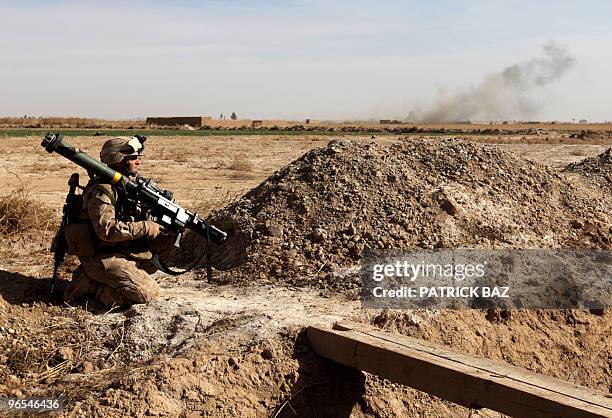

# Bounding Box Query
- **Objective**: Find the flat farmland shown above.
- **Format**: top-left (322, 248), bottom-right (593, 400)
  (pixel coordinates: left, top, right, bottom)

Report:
top-left (1, 133), bottom-right (609, 209)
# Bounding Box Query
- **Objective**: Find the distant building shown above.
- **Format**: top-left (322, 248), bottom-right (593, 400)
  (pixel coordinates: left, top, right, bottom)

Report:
top-left (579, 119), bottom-right (588, 123)
top-left (146, 116), bottom-right (213, 128)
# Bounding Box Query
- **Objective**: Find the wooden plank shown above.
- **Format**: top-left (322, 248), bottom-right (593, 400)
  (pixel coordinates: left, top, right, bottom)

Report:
top-left (307, 321), bottom-right (612, 418)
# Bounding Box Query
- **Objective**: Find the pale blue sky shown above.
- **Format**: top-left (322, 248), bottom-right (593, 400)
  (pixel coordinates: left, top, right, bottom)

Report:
top-left (1, 1), bottom-right (611, 121)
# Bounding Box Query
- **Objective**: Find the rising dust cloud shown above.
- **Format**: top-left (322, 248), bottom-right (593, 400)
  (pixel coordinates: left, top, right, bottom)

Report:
top-left (408, 42), bottom-right (575, 123)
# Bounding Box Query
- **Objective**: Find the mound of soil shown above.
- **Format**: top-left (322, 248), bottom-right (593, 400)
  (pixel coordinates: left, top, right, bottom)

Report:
top-left (210, 139), bottom-right (612, 288)
top-left (564, 148), bottom-right (612, 187)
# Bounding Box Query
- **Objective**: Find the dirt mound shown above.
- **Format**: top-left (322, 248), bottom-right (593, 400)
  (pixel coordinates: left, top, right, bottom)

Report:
top-left (567, 129), bottom-right (609, 140)
top-left (209, 139), bottom-right (612, 288)
top-left (564, 148), bottom-right (612, 187)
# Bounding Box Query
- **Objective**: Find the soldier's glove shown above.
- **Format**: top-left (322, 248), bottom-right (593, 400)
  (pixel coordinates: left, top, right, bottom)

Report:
top-left (143, 220), bottom-right (162, 239)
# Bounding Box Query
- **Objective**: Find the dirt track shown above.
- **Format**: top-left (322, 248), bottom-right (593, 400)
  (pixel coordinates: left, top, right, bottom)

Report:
top-left (0, 133), bottom-right (611, 417)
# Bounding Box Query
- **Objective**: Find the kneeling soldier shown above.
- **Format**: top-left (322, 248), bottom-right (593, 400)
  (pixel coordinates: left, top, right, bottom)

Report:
top-left (64, 137), bottom-right (173, 306)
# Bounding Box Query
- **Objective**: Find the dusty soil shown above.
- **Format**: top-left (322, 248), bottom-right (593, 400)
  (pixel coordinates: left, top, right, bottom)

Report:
top-left (0, 133), bottom-right (611, 417)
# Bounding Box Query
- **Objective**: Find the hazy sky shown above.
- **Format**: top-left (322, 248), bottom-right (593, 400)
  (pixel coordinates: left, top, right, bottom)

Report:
top-left (1, 0), bottom-right (611, 121)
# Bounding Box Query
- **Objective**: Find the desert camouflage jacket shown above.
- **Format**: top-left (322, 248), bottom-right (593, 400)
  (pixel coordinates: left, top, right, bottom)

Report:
top-left (80, 181), bottom-right (155, 255)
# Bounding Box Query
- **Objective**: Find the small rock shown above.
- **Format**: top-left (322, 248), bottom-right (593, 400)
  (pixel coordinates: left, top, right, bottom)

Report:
top-left (312, 228), bottom-right (327, 242)
top-left (198, 381), bottom-right (219, 397)
top-left (265, 225), bottom-right (284, 237)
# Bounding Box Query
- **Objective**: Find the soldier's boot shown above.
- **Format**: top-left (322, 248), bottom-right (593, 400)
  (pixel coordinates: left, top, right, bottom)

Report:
top-left (96, 285), bottom-right (129, 307)
top-left (95, 282), bottom-right (160, 307)
top-left (64, 266), bottom-right (99, 303)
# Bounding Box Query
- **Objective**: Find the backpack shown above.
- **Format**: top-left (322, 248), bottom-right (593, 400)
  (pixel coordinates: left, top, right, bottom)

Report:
top-left (63, 176), bottom-right (122, 257)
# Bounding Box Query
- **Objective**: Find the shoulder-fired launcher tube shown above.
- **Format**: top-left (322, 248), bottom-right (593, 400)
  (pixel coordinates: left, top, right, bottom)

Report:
top-left (42, 133), bottom-right (159, 198)
top-left (42, 133), bottom-right (126, 186)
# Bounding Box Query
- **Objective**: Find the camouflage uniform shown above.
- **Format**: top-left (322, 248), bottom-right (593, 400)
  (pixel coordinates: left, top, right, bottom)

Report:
top-left (64, 137), bottom-right (172, 306)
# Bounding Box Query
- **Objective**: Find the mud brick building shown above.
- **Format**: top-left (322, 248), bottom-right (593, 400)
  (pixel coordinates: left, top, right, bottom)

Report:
top-left (146, 116), bottom-right (213, 128)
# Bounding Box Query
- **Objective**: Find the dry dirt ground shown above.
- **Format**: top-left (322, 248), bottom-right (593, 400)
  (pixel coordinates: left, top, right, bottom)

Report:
top-left (0, 132), bottom-right (611, 417)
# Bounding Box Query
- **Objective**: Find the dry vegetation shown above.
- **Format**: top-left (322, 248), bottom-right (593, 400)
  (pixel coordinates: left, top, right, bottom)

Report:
top-left (0, 183), bottom-right (56, 258)
top-left (186, 189), bottom-right (241, 218)
top-left (227, 154), bottom-right (253, 172)
top-left (0, 117), bottom-right (144, 129)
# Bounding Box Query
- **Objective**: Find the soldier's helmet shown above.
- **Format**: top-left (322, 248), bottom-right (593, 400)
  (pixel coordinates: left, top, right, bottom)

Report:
top-left (100, 136), bottom-right (145, 165)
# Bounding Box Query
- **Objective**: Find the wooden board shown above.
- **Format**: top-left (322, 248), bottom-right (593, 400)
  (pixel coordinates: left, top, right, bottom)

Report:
top-left (307, 321), bottom-right (612, 418)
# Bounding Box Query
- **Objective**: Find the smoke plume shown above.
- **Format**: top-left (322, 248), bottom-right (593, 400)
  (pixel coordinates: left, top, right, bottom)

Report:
top-left (409, 42), bottom-right (575, 123)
